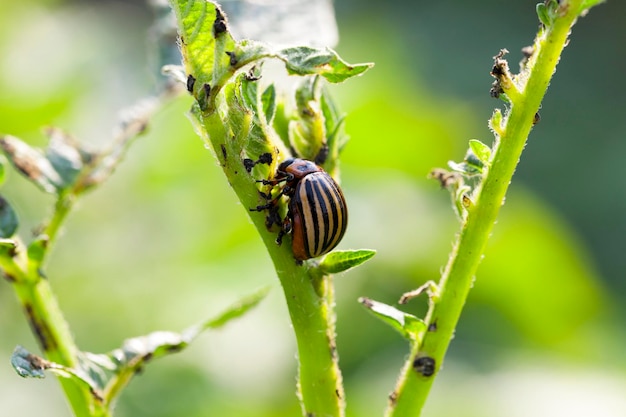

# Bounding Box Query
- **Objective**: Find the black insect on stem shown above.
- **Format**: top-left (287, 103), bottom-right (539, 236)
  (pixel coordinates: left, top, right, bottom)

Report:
top-left (533, 112), bottom-right (541, 125)
top-left (186, 74), bottom-right (196, 93)
top-left (243, 159), bottom-right (255, 173)
top-left (264, 203), bottom-right (284, 232)
top-left (313, 143), bottom-right (329, 166)
top-left (242, 152), bottom-right (273, 173)
top-left (225, 51), bottom-right (238, 66)
top-left (413, 356), bottom-right (436, 377)
top-left (213, 7), bottom-right (228, 36)
top-left (198, 83), bottom-right (212, 111)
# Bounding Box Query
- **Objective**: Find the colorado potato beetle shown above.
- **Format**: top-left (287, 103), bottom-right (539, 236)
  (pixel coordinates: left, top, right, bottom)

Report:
top-left (253, 158), bottom-right (348, 261)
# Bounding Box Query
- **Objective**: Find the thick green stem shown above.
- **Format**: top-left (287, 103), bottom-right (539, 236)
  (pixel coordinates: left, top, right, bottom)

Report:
top-left (387, 2), bottom-right (584, 415)
top-left (273, 252), bottom-right (343, 416)
top-left (201, 109), bottom-right (344, 416)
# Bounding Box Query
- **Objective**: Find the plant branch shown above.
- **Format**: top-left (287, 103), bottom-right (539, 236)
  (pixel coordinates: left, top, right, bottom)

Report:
top-left (386, 0), bottom-right (594, 415)
top-left (200, 107), bottom-right (345, 417)
top-left (12, 275), bottom-right (106, 416)
top-left (2, 87), bottom-right (181, 416)
top-left (165, 1), bottom-right (376, 414)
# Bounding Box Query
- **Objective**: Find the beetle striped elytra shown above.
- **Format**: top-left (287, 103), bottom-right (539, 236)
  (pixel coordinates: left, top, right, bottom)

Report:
top-left (252, 158), bottom-right (348, 261)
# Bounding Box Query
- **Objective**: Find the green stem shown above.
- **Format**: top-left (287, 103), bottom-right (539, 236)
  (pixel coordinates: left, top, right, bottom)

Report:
top-left (7, 194), bottom-right (107, 416)
top-left (272, 250), bottom-right (343, 416)
top-left (201, 109), bottom-right (344, 416)
top-left (387, 2), bottom-right (584, 415)
top-left (38, 192), bottom-right (75, 264)
top-left (3, 191), bottom-right (103, 416)
top-left (5, 119), bottom-right (146, 417)
top-left (13, 275), bottom-right (106, 416)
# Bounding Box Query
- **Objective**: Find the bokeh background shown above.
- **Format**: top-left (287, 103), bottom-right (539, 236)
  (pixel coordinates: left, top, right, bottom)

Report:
top-left (1, 1), bottom-right (625, 416)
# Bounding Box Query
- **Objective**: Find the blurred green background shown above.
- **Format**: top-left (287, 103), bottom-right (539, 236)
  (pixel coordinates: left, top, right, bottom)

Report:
top-left (1, 1), bottom-right (625, 416)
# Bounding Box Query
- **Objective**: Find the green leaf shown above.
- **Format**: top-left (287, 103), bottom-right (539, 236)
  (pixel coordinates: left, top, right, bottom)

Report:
top-left (169, 0), bottom-right (235, 94)
top-left (13, 288), bottom-right (268, 404)
top-left (317, 249), bottom-right (376, 275)
top-left (0, 135), bottom-right (62, 194)
top-left (0, 238), bottom-right (17, 258)
top-left (237, 69), bottom-right (276, 148)
top-left (289, 77), bottom-right (326, 161)
top-left (44, 127), bottom-right (86, 188)
top-left (234, 40), bottom-right (373, 84)
top-left (233, 39), bottom-right (271, 66)
top-left (239, 72), bottom-right (259, 113)
top-left (107, 331), bottom-right (192, 370)
top-left (358, 298), bottom-right (426, 342)
top-left (187, 102), bottom-right (209, 143)
top-left (11, 346), bottom-right (104, 402)
top-left (103, 287), bottom-right (268, 369)
top-left (0, 155), bottom-right (6, 186)
top-left (272, 99), bottom-right (291, 150)
top-left (448, 160), bottom-right (482, 176)
top-left (90, 287), bottom-right (268, 405)
top-left (194, 285), bottom-right (270, 331)
top-left (468, 139), bottom-right (491, 165)
top-left (223, 75), bottom-right (254, 154)
top-left (464, 151), bottom-right (484, 172)
top-left (489, 108), bottom-right (504, 136)
top-left (11, 346), bottom-right (47, 378)
top-left (0, 195), bottom-right (18, 238)
top-left (320, 87), bottom-right (348, 174)
top-left (261, 84), bottom-right (276, 125)
top-left (277, 46), bottom-right (373, 83)
top-left (536, 3), bottom-right (552, 26)
top-left (231, 75), bottom-right (276, 174)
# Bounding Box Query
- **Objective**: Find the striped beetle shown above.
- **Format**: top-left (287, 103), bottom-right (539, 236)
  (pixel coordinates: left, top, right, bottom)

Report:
top-left (252, 158), bottom-right (348, 261)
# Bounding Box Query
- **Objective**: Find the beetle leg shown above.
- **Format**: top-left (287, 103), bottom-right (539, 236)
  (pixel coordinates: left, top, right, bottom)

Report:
top-left (243, 152), bottom-right (274, 173)
top-left (258, 191), bottom-right (272, 200)
top-left (265, 204), bottom-right (282, 229)
top-left (251, 184), bottom-right (289, 212)
top-left (251, 203), bottom-right (272, 211)
top-left (257, 172), bottom-right (293, 186)
top-left (275, 229), bottom-right (285, 245)
top-left (276, 216), bottom-right (292, 245)
top-left (275, 205), bottom-right (293, 246)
